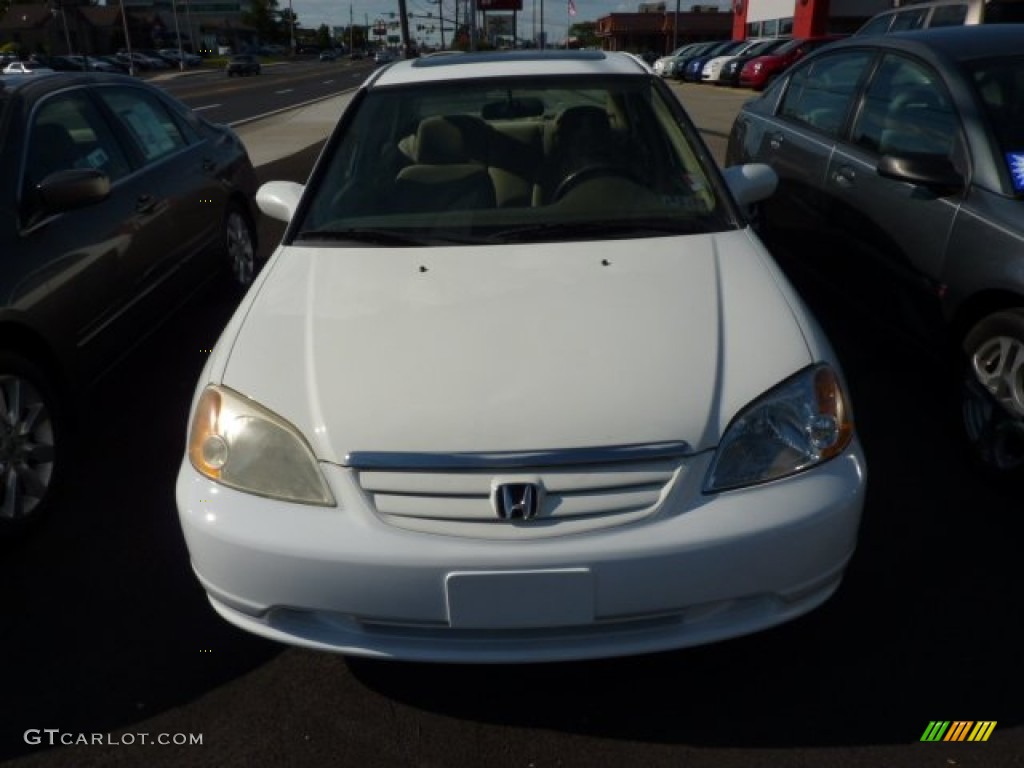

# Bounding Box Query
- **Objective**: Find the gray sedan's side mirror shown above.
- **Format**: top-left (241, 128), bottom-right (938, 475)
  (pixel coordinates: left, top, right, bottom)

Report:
top-left (37, 169), bottom-right (110, 212)
top-left (722, 163), bottom-right (778, 208)
top-left (876, 154), bottom-right (964, 196)
top-left (257, 181), bottom-right (305, 223)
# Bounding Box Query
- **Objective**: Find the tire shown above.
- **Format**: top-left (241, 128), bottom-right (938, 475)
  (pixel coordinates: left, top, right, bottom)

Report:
top-left (223, 202), bottom-right (258, 289)
top-left (960, 309), bottom-right (1024, 477)
top-left (0, 352), bottom-right (62, 535)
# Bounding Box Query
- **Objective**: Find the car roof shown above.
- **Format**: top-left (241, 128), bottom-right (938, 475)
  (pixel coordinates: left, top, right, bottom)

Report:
top-left (0, 70), bottom-right (137, 95)
top-left (821, 23), bottom-right (1024, 64)
top-left (368, 50), bottom-right (650, 87)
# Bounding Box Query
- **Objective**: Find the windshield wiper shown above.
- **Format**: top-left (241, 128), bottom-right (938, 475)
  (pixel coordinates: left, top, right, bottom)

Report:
top-left (296, 228), bottom-right (437, 246)
top-left (490, 218), bottom-right (716, 243)
top-left (297, 228), bottom-right (493, 246)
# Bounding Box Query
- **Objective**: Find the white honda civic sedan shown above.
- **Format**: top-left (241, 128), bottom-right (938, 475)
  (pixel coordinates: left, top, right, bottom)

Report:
top-left (176, 50), bottom-right (867, 663)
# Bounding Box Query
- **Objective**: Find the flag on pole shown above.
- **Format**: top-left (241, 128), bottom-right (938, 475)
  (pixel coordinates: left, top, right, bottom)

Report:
top-left (568, 0), bottom-right (577, 16)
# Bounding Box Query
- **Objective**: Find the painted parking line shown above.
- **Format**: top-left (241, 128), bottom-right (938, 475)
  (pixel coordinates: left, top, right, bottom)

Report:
top-left (192, 104), bottom-right (221, 111)
top-left (275, 89), bottom-right (294, 94)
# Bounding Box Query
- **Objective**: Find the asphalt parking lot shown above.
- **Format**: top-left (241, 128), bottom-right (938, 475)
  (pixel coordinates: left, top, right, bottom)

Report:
top-left (2, 77), bottom-right (1022, 768)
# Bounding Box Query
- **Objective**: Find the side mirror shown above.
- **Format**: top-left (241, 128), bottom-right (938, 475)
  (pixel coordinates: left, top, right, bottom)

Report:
top-left (876, 154), bottom-right (964, 196)
top-left (37, 169), bottom-right (110, 212)
top-left (256, 181), bottom-right (304, 223)
top-left (722, 162), bottom-right (778, 208)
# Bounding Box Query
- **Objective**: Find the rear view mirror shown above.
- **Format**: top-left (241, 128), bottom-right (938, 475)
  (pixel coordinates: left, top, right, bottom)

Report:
top-left (481, 97), bottom-right (545, 120)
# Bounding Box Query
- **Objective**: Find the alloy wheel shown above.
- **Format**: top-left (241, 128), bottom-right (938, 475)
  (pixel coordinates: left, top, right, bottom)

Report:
top-left (963, 333), bottom-right (1024, 471)
top-left (225, 208), bottom-right (256, 287)
top-left (0, 374), bottom-right (57, 521)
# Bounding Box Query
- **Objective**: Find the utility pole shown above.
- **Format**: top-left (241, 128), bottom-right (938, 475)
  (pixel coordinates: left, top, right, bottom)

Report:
top-left (288, 0), bottom-right (296, 52)
top-left (397, 0), bottom-right (414, 57)
top-left (171, 0), bottom-right (185, 70)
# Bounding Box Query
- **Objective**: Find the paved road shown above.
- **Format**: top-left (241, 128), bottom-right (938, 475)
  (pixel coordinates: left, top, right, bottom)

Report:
top-left (2, 79), bottom-right (1022, 768)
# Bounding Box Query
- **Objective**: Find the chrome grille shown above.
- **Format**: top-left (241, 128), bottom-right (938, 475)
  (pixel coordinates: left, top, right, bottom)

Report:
top-left (348, 442), bottom-right (690, 539)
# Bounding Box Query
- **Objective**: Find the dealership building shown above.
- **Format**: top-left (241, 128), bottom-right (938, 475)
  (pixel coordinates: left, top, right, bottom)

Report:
top-left (597, 0), bottom-right (899, 55)
top-left (730, 0), bottom-right (895, 38)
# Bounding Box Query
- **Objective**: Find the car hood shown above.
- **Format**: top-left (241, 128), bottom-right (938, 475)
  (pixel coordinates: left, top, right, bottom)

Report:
top-left (216, 232), bottom-right (814, 464)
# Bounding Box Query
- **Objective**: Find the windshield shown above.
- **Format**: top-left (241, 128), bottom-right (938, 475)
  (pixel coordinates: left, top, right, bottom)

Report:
top-left (968, 56), bottom-right (1024, 192)
top-left (295, 75), bottom-right (731, 245)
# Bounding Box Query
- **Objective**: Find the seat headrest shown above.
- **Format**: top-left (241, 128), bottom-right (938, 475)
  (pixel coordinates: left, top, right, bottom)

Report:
top-left (413, 115), bottom-right (489, 164)
top-left (555, 106), bottom-right (612, 141)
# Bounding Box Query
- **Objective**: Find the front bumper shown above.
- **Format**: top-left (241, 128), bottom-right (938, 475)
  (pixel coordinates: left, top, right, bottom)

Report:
top-left (176, 446), bottom-right (866, 663)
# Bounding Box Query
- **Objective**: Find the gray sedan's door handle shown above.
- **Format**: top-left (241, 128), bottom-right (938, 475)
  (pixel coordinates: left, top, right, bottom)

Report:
top-left (136, 194), bottom-right (158, 214)
top-left (768, 132), bottom-right (784, 150)
top-left (833, 165), bottom-right (856, 188)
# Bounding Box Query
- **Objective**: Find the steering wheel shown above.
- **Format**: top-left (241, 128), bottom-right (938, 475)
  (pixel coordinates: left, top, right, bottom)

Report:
top-left (552, 164), bottom-right (643, 202)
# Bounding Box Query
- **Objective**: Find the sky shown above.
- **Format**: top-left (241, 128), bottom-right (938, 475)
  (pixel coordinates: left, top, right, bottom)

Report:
top-left (295, 0), bottom-right (730, 46)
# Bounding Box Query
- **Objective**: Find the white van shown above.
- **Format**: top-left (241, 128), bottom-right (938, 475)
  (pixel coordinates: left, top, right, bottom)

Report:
top-left (855, 0), bottom-right (1024, 35)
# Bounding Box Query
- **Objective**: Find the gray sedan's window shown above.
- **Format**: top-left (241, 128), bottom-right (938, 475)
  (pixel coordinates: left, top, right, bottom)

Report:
top-left (96, 88), bottom-right (191, 163)
top-left (890, 8), bottom-right (929, 30)
top-left (851, 55), bottom-right (957, 157)
top-left (929, 5), bottom-right (969, 26)
top-left (779, 52), bottom-right (872, 137)
top-left (969, 55), bottom-right (1024, 190)
top-left (24, 91), bottom-right (132, 197)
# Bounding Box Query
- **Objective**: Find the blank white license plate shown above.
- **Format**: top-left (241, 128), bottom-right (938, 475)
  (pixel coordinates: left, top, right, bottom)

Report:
top-left (445, 569), bottom-right (594, 629)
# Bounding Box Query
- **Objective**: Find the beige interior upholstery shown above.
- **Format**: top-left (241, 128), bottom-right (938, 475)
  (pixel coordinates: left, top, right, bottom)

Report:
top-left (394, 116), bottom-right (495, 212)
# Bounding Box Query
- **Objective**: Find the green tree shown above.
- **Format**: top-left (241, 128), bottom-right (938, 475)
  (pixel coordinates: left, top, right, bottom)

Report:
top-left (242, 0), bottom-right (283, 44)
top-left (316, 23), bottom-right (330, 49)
top-left (569, 21), bottom-right (598, 48)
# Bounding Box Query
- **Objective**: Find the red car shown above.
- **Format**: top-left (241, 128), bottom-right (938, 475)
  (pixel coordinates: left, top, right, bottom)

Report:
top-left (738, 35), bottom-right (846, 90)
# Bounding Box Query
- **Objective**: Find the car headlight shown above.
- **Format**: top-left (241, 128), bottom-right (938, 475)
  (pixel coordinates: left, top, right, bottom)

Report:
top-left (704, 365), bottom-right (853, 493)
top-left (187, 385), bottom-right (335, 506)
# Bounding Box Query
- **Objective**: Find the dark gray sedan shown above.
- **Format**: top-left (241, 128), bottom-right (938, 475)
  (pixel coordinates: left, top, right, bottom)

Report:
top-left (726, 25), bottom-right (1024, 478)
top-left (0, 72), bottom-right (259, 532)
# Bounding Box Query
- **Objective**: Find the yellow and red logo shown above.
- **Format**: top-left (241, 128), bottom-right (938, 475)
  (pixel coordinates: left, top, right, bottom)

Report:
top-left (920, 721), bottom-right (996, 742)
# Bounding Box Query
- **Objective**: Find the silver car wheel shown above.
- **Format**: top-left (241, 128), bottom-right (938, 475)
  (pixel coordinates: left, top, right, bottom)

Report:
top-left (962, 317), bottom-right (1024, 472)
top-left (225, 207), bottom-right (256, 288)
top-left (0, 372), bottom-right (56, 522)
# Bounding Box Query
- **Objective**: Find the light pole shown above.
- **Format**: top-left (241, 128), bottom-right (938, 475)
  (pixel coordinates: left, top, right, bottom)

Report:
top-left (184, 0), bottom-right (196, 61)
top-left (50, 1), bottom-right (73, 57)
top-left (117, 0), bottom-right (136, 75)
top-left (171, 0), bottom-right (185, 70)
top-left (289, 0), bottom-right (296, 52)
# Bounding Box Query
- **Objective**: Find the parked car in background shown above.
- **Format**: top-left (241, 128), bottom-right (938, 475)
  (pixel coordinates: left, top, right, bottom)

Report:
top-left (715, 38), bottom-right (789, 87)
top-left (3, 61), bottom-right (54, 75)
top-left (373, 49), bottom-right (395, 65)
top-left (158, 48), bottom-right (202, 67)
top-left (856, 0), bottom-right (1024, 34)
top-left (226, 54), bottom-right (261, 76)
top-left (0, 71), bottom-right (260, 534)
top-left (739, 35), bottom-right (846, 90)
top-left (134, 49), bottom-right (172, 69)
top-left (176, 49), bottom-right (865, 663)
top-left (726, 25), bottom-right (1024, 478)
top-left (319, 49), bottom-right (339, 62)
top-left (93, 55), bottom-right (132, 73)
top-left (652, 42), bottom-right (702, 77)
top-left (115, 51), bottom-right (168, 71)
top-left (682, 40), bottom-right (744, 82)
